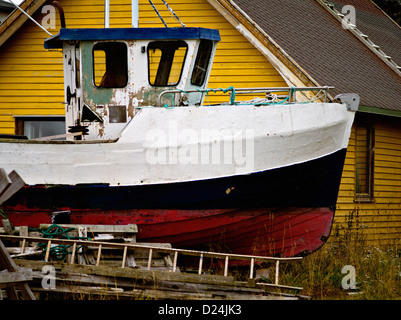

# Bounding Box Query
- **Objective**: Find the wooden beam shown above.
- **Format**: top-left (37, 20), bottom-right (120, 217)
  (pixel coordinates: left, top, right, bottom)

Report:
top-left (0, 170), bottom-right (26, 205)
top-left (0, 239), bottom-right (36, 300)
top-left (39, 223), bottom-right (138, 234)
top-left (0, 168), bottom-right (12, 196)
top-left (0, 269), bottom-right (32, 284)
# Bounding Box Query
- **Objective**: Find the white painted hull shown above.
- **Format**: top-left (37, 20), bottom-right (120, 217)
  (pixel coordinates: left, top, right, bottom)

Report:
top-left (0, 102), bottom-right (355, 187)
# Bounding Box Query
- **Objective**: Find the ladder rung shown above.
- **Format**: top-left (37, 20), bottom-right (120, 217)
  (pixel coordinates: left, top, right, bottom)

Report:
top-left (172, 251), bottom-right (178, 272)
top-left (224, 256), bottom-right (229, 277)
top-left (121, 246), bottom-right (128, 268)
top-left (44, 240), bottom-right (51, 262)
top-left (147, 248), bottom-right (153, 270)
top-left (198, 254), bottom-right (203, 275)
top-left (250, 258), bottom-right (255, 279)
top-left (96, 244), bottom-right (102, 266)
top-left (70, 242), bottom-right (77, 264)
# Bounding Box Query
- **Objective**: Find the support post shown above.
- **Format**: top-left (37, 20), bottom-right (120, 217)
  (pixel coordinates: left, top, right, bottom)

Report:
top-left (132, 0), bottom-right (139, 27)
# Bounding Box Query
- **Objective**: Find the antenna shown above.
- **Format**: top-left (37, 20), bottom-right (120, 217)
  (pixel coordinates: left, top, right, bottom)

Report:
top-left (8, 0), bottom-right (53, 36)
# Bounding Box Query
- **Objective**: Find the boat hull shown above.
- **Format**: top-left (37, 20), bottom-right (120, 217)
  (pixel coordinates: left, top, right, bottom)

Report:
top-left (3, 148), bottom-right (346, 257)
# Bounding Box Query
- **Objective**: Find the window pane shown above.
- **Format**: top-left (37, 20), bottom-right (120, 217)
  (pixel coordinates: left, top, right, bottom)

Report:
top-left (191, 40), bottom-right (213, 86)
top-left (23, 120), bottom-right (65, 139)
top-left (355, 124), bottom-right (374, 197)
top-left (148, 41), bottom-right (188, 86)
top-left (93, 42), bottom-right (128, 88)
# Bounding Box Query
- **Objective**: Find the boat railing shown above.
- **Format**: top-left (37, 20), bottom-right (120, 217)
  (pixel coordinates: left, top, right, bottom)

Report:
top-left (157, 86), bottom-right (334, 107)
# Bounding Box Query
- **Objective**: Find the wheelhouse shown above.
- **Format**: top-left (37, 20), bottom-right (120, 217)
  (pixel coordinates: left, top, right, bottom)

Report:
top-left (44, 27), bottom-right (220, 140)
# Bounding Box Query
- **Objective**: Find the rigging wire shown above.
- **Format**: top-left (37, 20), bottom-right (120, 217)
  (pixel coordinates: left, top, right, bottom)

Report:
top-left (147, 0), bottom-right (185, 28)
top-left (160, 0), bottom-right (186, 27)
top-left (147, 0), bottom-right (168, 28)
top-left (8, 0), bottom-right (53, 36)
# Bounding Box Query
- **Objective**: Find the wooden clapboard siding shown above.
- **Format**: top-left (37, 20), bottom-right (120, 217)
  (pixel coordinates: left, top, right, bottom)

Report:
top-left (333, 120), bottom-right (401, 246)
top-left (0, 0), bottom-right (287, 134)
top-left (1, 0), bottom-right (401, 248)
top-left (134, 0), bottom-right (287, 103)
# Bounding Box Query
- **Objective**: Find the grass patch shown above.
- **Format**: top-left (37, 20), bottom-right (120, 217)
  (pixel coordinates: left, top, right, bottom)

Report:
top-left (278, 236), bottom-right (401, 299)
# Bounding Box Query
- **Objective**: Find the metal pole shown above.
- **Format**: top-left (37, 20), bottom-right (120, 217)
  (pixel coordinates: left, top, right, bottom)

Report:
top-left (132, 0), bottom-right (139, 28)
top-left (105, 0), bottom-right (110, 28)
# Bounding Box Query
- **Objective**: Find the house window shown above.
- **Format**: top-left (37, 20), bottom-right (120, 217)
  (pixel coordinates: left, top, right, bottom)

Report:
top-left (191, 40), bottom-right (213, 86)
top-left (15, 117), bottom-right (65, 139)
top-left (148, 41), bottom-right (188, 86)
top-left (93, 42), bottom-right (128, 88)
top-left (355, 123), bottom-right (375, 202)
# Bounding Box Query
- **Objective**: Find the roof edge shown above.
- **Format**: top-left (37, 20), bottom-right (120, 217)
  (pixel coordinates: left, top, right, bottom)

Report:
top-left (0, 0), bottom-right (47, 48)
top-left (359, 105), bottom-right (401, 118)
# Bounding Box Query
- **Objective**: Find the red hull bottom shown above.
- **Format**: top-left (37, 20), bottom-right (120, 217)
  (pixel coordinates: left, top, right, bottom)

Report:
top-left (6, 207), bottom-right (333, 257)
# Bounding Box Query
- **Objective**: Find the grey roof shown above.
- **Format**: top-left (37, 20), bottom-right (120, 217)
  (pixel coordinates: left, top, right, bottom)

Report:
top-left (232, 0), bottom-right (401, 112)
top-left (330, 0), bottom-right (401, 68)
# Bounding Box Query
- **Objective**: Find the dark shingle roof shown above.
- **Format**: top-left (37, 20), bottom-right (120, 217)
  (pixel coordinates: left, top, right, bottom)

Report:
top-left (232, 0), bottom-right (401, 112)
top-left (330, 0), bottom-right (401, 67)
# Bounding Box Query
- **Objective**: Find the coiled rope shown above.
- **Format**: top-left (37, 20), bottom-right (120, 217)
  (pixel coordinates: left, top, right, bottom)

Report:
top-left (33, 224), bottom-right (90, 261)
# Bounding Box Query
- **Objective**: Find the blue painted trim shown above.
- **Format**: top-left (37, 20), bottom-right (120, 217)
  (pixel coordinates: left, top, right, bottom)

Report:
top-left (45, 27), bottom-right (220, 49)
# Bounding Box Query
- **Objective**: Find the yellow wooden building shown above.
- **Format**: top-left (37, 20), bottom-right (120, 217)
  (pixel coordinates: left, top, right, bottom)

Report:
top-left (0, 0), bottom-right (401, 246)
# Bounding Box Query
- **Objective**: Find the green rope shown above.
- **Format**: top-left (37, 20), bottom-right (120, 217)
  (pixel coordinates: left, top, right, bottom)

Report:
top-left (35, 224), bottom-right (90, 261)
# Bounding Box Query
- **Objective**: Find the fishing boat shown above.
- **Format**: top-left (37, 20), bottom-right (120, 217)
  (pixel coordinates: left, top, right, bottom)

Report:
top-left (0, 8), bottom-right (358, 258)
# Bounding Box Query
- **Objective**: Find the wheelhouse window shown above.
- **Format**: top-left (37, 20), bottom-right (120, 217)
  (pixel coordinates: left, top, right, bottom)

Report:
top-left (148, 41), bottom-right (188, 86)
top-left (75, 44), bottom-right (80, 88)
top-left (355, 123), bottom-right (375, 202)
top-left (191, 40), bottom-right (213, 86)
top-left (93, 42), bottom-right (128, 88)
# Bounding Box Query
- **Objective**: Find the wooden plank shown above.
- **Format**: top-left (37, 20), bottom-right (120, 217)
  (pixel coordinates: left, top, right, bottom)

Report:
top-left (0, 168), bottom-right (12, 196)
top-left (1, 219), bottom-right (14, 235)
top-left (39, 223), bottom-right (138, 234)
top-left (14, 260), bottom-right (307, 300)
top-left (0, 170), bottom-right (25, 205)
top-left (257, 282), bottom-right (304, 291)
top-left (0, 239), bottom-right (36, 300)
top-left (6, 247), bottom-right (41, 255)
top-left (0, 269), bottom-right (32, 284)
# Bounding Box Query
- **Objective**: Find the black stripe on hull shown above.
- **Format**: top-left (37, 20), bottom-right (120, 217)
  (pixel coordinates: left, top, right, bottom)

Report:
top-left (4, 149), bottom-right (347, 210)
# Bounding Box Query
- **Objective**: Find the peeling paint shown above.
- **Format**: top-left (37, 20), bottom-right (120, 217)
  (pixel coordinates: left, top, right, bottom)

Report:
top-left (63, 37), bottom-right (219, 141)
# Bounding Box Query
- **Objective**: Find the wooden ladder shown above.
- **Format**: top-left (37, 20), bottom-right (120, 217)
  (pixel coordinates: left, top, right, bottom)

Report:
top-left (0, 234), bottom-right (303, 291)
